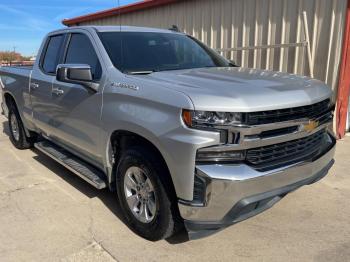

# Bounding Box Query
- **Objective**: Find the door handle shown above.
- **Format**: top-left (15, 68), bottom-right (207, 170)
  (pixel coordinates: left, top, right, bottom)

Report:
top-left (30, 82), bottom-right (39, 90)
top-left (52, 87), bottom-right (64, 96)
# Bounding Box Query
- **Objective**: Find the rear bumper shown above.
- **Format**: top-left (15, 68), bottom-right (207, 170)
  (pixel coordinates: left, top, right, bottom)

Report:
top-left (178, 134), bottom-right (336, 239)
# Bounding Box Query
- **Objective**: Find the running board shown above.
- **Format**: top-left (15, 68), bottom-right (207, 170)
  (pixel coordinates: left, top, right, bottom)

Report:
top-left (34, 140), bottom-right (107, 189)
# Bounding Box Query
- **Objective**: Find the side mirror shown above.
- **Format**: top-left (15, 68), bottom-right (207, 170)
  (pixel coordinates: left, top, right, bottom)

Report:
top-left (229, 60), bottom-right (239, 67)
top-left (56, 64), bottom-right (99, 91)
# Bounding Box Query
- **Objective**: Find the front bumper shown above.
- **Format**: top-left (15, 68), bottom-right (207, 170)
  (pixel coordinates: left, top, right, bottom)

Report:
top-left (179, 134), bottom-right (336, 239)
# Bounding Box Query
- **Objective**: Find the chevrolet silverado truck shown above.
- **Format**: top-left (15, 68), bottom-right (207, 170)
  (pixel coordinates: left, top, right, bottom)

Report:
top-left (0, 26), bottom-right (336, 240)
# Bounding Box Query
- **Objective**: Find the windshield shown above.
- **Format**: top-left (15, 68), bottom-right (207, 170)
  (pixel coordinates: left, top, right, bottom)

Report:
top-left (98, 32), bottom-right (231, 74)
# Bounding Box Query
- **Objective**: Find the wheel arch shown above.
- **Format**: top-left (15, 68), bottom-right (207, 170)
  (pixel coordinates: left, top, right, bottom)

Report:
top-left (3, 91), bottom-right (32, 137)
top-left (107, 129), bottom-right (177, 197)
top-left (4, 91), bottom-right (16, 110)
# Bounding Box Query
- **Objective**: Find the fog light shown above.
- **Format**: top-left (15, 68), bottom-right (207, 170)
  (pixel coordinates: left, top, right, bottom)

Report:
top-left (196, 149), bottom-right (245, 163)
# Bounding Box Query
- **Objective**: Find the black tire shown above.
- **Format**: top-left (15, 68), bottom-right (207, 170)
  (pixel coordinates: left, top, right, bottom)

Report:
top-left (8, 105), bottom-right (35, 149)
top-left (115, 146), bottom-right (181, 241)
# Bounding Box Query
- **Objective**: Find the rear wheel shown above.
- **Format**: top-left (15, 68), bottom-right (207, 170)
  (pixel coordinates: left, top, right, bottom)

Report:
top-left (116, 146), bottom-right (181, 241)
top-left (8, 106), bottom-right (35, 149)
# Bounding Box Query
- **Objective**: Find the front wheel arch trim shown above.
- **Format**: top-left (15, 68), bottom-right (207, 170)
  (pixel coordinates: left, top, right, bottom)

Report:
top-left (107, 130), bottom-right (176, 194)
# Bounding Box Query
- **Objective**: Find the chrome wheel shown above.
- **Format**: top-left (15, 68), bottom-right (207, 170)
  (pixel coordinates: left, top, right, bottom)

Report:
top-left (10, 113), bottom-right (20, 141)
top-left (123, 166), bottom-right (157, 223)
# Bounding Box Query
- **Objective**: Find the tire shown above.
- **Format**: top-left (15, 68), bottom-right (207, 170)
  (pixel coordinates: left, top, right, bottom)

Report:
top-left (8, 105), bottom-right (35, 149)
top-left (115, 146), bottom-right (181, 241)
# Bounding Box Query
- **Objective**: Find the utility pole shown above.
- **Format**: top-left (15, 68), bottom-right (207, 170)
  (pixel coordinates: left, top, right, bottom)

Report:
top-left (12, 46), bottom-right (17, 65)
top-left (9, 46), bottom-right (17, 66)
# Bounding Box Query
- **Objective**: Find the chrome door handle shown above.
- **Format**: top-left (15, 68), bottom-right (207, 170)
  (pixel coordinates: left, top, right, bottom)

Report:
top-left (30, 82), bottom-right (39, 89)
top-left (52, 87), bottom-right (64, 96)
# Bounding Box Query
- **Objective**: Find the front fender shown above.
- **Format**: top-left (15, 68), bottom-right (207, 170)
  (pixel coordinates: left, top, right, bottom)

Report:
top-left (99, 81), bottom-right (220, 200)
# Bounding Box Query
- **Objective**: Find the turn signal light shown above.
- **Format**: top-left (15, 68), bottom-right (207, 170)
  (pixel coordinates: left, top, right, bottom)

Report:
top-left (182, 109), bottom-right (193, 127)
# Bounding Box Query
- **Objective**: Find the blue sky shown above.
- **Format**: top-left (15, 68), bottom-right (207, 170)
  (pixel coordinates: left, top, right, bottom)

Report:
top-left (0, 0), bottom-right (139, 56)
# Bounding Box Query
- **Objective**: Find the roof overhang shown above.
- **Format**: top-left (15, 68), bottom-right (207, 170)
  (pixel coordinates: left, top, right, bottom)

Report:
top-left (62, 0), bottom-right (180, 26)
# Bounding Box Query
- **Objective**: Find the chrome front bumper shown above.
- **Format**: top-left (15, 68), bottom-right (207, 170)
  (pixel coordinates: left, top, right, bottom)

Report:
top-left (179, 134), bottom-right (336, 239)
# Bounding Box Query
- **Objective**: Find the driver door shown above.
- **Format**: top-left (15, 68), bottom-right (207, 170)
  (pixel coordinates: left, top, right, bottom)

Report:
top-left (48, 32), bottom-right (104, 167)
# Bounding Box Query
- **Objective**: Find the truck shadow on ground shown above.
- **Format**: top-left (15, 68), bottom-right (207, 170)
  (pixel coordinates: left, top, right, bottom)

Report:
top-left (31, 148), bottom-right (189, 244)
top-left (1, 119), bottom-right (189, 244)
top-left (2, 120), bottom-right (10, 136)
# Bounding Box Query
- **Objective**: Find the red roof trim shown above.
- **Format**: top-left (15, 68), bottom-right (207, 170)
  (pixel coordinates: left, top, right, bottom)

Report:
top-left (62, 0), bottom-right (180, 26)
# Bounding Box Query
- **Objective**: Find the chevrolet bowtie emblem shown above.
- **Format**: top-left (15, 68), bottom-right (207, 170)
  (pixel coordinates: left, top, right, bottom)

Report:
top-left (304, 120), bottom-right (319, 132)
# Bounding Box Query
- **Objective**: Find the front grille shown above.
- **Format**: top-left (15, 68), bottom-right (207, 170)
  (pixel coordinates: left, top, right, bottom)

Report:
top-left (246, 130), bottom-right (326, 171)
top-left (244, 99), bottom-right (330, 125)
top-left (245, 126), bottom-right (299, 140)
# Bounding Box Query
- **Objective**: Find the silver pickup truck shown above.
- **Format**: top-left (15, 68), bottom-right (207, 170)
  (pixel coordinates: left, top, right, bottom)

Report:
top-left (0, 26), bottom-right (336, 240)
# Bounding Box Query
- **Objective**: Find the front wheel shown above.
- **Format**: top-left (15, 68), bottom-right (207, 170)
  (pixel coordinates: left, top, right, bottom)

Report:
top-left (116, 146), bottom-right (181, 241)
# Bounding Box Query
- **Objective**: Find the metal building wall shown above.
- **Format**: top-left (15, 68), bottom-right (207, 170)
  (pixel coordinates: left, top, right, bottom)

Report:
top-left (79, 0), bottom-right (347, 91)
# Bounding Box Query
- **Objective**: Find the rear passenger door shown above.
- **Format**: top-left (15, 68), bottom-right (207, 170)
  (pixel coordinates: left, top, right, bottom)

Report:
top-left (30, 34), bottom-right (65, 134)
top-left (48, 32), bottom-right (104, 167)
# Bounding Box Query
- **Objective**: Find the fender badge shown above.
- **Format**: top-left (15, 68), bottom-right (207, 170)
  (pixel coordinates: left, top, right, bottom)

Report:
top-left (111, 82), bottom-right (139, 91)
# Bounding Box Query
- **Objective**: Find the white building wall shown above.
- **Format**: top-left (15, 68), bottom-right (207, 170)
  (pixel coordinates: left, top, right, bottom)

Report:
top-left (78, 0), bottom-right (347, 91)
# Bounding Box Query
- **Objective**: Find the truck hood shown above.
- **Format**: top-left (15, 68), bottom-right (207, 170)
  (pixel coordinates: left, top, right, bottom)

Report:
top-left (134, 67), bottom-right (332, 112)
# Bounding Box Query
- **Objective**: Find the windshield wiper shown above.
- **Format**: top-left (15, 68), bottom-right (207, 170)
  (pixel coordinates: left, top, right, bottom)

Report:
top-left (126, 70), bottom-right (155, 75)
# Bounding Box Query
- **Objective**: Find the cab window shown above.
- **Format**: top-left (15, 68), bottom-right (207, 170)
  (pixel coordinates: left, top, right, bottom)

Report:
top-left (65, 33), bottom-right (102, 80)
top-left (42, 34), bottom-right (64, 74)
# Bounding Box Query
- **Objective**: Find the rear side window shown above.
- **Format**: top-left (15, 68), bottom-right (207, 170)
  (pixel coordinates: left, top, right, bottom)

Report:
top-left (65, 33), bottom-right (102, 80)
top-left (42, 35), bottom-right (64, 74)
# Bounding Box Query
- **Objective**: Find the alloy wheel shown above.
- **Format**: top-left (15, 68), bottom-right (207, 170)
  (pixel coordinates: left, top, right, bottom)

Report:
top-left (123, 166), bottom-right (157, 223)
top-left (10, 113), bottom-right (20, 141)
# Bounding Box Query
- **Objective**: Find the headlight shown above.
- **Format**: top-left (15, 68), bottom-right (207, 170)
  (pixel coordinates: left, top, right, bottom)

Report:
top-left (182, 109), bottom-right (243, 128)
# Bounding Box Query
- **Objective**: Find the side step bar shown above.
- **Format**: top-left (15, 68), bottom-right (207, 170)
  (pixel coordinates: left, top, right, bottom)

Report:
top-left (34, 140), bottom-right (107, 189)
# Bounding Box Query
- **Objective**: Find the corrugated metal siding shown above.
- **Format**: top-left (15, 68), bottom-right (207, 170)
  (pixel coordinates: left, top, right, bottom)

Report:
top-left (78, 0), bottom-right (347, 91)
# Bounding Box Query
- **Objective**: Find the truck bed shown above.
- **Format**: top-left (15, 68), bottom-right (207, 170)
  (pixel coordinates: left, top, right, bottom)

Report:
top-left (0, 65), bottom-right (32, 90)
top-left (0, 65), bottom-right (33, 117)
top-left (5, 65), bottom-right (33, 70)
top-left (0, 65), bottom-right (33, 77)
